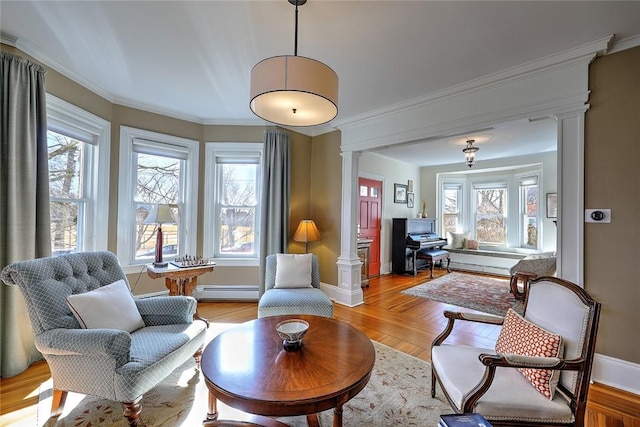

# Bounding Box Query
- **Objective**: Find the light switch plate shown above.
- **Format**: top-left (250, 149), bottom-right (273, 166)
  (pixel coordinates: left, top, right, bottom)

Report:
top-left (585, 209), bottom-right (611, 223)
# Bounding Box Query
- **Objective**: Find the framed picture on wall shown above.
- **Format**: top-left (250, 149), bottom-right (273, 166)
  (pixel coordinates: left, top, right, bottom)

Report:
top-left (407, 180), bottom-right (414, 192)
top-left (394, 183), bottom-right (408, 204)
top-left (546, 193), bottom-right (557, 218)
top-left (407, 192), bottom-right (415, 208)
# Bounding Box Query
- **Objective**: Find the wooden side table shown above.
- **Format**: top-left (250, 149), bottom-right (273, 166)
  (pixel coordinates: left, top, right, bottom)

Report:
top-left (146, 263), bottom-right (214, 326)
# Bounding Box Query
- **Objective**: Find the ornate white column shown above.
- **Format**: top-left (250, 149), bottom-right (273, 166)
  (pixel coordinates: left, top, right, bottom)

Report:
top-left (555, 107), bottom-right (588, 285)
top-left (335, 150), bottom-right (364, 307)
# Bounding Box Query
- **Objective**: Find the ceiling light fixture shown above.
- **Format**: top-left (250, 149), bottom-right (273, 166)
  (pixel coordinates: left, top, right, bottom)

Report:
top-left (463, 139), bottom-right (479, 168)
top-left (249, 0), bottom-right (338, 127)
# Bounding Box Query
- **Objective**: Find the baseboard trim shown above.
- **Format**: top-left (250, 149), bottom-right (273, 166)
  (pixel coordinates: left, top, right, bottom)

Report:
top-left (593, 353), bottom-right (640, 395)
top-left (196, 285), bottom-right (259, 301)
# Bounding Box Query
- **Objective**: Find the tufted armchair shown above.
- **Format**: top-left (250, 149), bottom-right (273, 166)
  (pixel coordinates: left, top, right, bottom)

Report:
top-left (258, 253), bottom-right (333, 318)
top-left (0, 251), bottom-right (207, 426)
top-left (431, 276), bottom-right (600, 426)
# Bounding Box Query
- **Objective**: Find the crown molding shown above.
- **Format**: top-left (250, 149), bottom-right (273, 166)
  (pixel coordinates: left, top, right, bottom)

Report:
top-left (0, 32), bottom-right (18, 46)
top-left (608, 33), bottom-right (640, 54)
top-left (9, 34), bottom-right (116, 104)
top-left (334, 36), bottom-right (612, 130)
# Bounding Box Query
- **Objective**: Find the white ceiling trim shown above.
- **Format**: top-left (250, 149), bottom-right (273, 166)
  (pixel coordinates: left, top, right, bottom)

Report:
top-left (333, 36), bottom-right (612, 131)
top-left (608, 33), bottom-right (640, 54)
top-left (9, 34), bottom-right (116, 104)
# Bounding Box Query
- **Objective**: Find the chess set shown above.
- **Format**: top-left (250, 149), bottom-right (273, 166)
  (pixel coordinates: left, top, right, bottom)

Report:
top-left (170, 255), bottom-right (214, 268)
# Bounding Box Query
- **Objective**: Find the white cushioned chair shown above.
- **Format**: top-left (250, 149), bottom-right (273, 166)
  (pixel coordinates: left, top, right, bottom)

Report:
top-left (257, 253), bottom-right (333, 318)
top-left (431, 276), bottom-right (600, 426)
top-left (0, 251), bottom-right (207, 426)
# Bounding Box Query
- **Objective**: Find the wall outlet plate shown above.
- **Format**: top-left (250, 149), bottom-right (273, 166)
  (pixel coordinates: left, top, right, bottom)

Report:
top-left (585, 209), bottom-right (611, 223)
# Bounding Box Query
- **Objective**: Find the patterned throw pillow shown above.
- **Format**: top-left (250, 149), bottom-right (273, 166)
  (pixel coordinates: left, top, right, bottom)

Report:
top-left (495, 308), bottom-right (563, 399)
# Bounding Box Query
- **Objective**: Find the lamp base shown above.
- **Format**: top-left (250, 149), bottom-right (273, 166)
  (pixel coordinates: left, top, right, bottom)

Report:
top-left (153, 261), bottom-right (168, 268)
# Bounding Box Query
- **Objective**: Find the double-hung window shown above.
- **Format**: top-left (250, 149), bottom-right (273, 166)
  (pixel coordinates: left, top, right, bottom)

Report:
top-left (117, 126), bottom-right (199, 269)
top-left (47, 95), bottom-right (110, 255)
top-left (473, 181), bottom-right (508, 246)
top-left (441, 183), bottom-right (462, 236)
top-left (203, 143), bottom-right (262, 265)
top-left (519, 175), bottom-right (539, 249)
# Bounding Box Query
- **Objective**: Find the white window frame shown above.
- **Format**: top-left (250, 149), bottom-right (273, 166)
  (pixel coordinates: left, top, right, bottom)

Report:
top-left (440, 181), bottom-right (463, 236)
top-left (471, 180), bottom-right (509, 247)
top-left (203, 142), bottom-right (263, 267)
top-left (517, 174), bottom-right (541, 249)
top-left (46, 94), bottom-right (110, 252)
top-left (117, 126), bottom-right (199, 271)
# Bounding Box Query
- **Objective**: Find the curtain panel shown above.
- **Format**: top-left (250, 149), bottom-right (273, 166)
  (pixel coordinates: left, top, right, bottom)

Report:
top-left (0, 51), bottom-right (51, 377)
top-left (258, 129), bottom-right (291, 295)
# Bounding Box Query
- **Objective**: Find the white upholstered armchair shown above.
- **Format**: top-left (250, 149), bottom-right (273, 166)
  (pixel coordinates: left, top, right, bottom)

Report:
top-left (431, 276), bottom-right (600, 426)
top-left (0, 251), bottom-right (207, 426)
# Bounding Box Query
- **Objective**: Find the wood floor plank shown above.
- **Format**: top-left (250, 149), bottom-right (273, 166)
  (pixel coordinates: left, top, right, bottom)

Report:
top-left (1, 270), bottom-right (638, 427)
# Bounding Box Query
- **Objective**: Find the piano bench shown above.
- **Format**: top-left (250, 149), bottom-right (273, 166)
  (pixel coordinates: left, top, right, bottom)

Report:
top-left (416, 249), bottom-right (451, 279)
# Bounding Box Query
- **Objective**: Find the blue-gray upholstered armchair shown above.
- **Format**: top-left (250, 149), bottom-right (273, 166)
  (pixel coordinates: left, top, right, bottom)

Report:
top-left (257, 254), bottom-right (334, 318)
top-left (0, 251), bottom-right (207, 426)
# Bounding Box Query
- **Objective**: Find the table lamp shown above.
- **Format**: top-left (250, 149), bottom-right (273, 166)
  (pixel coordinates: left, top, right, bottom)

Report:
top-left (292, 219), bottom-right (321, 253)
top-left (143, 204), bottom-right (176, 267)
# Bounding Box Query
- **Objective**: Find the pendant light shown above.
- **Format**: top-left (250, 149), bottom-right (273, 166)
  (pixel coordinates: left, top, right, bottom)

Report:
top-left (463, 139), bottom-right (479, 168)
top-left (250, 0), bottom-right (338, 127)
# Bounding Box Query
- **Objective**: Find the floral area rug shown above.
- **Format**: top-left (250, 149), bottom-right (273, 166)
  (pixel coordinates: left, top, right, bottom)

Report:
top-left (27, 326), bottom-right (451, 427)
top-left (401, 272), bottom-right (524, 316)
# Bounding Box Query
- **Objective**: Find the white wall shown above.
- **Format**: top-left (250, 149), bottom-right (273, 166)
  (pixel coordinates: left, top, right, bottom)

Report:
top-left (420, 151), bottom-right (558, 253)
top-left (359, 152), bottom-right (421, 273)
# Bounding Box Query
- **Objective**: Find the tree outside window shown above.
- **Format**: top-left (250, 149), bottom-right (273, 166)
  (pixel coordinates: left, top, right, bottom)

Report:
top-left (474, 187), bottom-right (507, 245)
top-left (521, 182), bottom-right (538, 248)
top-left (48, 130), bottom-right (83, 255)
top-left (134, 153), bottom-right (181, 260)
top-left (218, 163), bottom-right (257, 255)
top-left (443, 187), bottom-right (460, 236)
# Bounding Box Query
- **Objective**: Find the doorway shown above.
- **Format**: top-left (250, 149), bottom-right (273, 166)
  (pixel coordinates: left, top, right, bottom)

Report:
top-left (358, 177), bottom-right (382, 276)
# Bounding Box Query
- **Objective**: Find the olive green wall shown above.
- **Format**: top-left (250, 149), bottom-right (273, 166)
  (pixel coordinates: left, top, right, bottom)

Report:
top-left (309, 131), bottom-right (342, 285)
top-left (3, 45), bottom-right (317, 296)
top-left (585, 45), bottom-right (640, 364)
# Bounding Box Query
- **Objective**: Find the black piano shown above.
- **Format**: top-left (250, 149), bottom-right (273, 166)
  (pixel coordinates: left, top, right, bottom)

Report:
top-left (392, 218), bottom-right (448, 275)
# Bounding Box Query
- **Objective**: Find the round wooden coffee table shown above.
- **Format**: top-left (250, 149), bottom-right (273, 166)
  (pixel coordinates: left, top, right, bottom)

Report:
top-left (202, 315), bottom-right (376, 427)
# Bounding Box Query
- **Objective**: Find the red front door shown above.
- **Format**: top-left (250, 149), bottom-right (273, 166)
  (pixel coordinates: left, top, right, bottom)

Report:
top-left (358, 177), bottom-right (382, 276)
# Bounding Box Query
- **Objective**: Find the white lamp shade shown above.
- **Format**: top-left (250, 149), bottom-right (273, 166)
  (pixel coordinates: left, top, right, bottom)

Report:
top-left (250, 55), bottom-right (338, 127)
top-left (142, 204), bottom-right (175, 225)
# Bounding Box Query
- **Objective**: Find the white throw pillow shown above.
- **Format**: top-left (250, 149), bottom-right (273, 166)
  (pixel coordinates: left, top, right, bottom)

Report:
top-left (67, 279), bottom-right (145, 332)
top-left (449, 232), bottom-right (470, 249)
top-left (274, 253), bottom-right (313, 289)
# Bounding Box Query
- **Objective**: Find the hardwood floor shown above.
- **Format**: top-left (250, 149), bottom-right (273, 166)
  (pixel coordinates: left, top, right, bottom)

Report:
top-left (1, 269), bottom-right (639, 426)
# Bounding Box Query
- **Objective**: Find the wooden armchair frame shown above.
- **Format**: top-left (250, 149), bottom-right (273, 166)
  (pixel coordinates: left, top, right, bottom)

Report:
top-left (431, 277), bottom-right (601, 427)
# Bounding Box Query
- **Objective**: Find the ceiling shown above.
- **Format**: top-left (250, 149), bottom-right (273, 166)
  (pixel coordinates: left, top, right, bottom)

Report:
top-left (2, 1), bottom-right (640, 166)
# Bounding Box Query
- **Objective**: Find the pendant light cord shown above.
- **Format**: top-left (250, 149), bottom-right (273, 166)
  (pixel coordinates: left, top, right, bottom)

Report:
top-left (294, 0), bottom-right (299, 56)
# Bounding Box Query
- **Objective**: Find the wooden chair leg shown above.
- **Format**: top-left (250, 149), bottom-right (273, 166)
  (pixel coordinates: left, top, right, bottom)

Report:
top-left (194, 346), bottom-right (203, 368)
top-left (431, 368), bottom-right (437, 398)
top-left (50, 388), bottom-right (68, 418)
top-left (123, 396), bottom-right (142, 426)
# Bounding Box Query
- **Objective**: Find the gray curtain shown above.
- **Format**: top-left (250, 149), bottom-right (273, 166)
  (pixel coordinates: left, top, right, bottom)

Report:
top-left (258, 129), bottom-right (290, 295)
top-left (0, 52), bottom-right (51, 377)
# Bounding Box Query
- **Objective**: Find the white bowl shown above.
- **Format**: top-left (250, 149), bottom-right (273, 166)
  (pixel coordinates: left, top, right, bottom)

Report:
top-left (276, 319), bottom-right (309, 344)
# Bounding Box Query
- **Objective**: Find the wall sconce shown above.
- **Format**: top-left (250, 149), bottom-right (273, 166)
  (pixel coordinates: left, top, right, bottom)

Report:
top-left (293, 219), bottom-right (321, 253)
